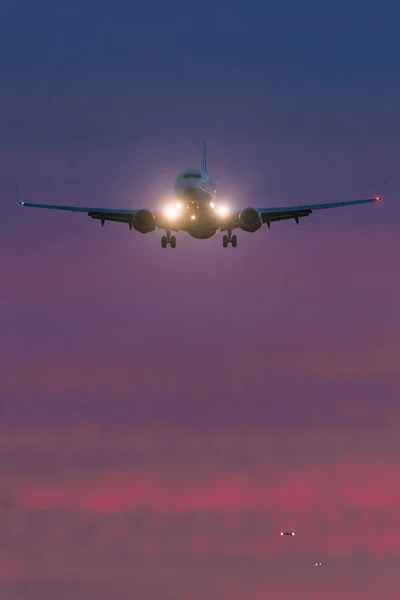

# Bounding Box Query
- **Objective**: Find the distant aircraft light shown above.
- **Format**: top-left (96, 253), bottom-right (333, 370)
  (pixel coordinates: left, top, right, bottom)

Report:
top-left (375, 196), bottom-right (382, 201)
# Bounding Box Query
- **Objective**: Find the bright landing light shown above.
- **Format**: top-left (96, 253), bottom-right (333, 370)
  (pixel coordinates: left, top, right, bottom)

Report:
top-left (164, 203), bottom-right (182, 219)
top-left (215, 205), bottom-right (229, 217)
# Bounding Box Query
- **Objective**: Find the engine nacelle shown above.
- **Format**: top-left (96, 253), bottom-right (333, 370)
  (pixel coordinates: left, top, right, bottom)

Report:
top-left (133, 209), bottom-right (156, 234)
top-left (239, 208), bottom-right (262, 233)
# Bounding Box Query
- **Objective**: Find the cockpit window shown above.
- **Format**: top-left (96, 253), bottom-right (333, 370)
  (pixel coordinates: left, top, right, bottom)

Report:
top-left (183, 173), bottom-right (201, 178)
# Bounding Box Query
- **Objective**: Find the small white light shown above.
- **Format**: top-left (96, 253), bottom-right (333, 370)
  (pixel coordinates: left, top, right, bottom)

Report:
top-left (191, 215), bottom-right (196, 220)
top-left (210, 202), bottom-right (215, 209)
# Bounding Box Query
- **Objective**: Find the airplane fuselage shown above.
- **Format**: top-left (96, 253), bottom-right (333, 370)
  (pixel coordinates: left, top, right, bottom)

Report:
top-left (173, 168), bottom-right (220, 239)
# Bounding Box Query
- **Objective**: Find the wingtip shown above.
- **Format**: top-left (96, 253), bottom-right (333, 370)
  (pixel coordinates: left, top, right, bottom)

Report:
top-left (15, 183), bottom-right (24, 205)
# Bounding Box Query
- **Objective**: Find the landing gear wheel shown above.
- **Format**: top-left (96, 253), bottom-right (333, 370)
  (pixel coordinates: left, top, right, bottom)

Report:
top-left (161, 236), bottom-right (167, 248)
top-left (223, 230), bottom-right (237, 247)
top-left (170, 236), bottom-right (176, 248)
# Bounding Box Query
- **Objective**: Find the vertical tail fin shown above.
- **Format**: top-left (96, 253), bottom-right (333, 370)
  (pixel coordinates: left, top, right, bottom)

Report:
top-left (202, 140), bottom-right (207, 172)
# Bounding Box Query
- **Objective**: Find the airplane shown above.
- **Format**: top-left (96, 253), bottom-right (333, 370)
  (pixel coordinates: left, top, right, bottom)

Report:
top-left (15, 142), bottom-right (382, 248)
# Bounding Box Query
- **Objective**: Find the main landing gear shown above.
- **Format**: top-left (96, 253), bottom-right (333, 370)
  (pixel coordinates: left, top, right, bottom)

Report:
top-left (222, 230), bottom-right (237, 248)
top-left (161, 231), bottom-right (176, 248)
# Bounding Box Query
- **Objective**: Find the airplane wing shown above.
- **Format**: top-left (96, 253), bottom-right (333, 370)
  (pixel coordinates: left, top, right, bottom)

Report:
top-left (15, 185), bottom-right (138, 225)
top-left (255, 197), bottom-right (381, 226)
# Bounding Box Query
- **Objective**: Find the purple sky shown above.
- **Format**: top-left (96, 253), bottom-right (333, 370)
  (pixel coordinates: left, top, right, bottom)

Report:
top-left (1, 1), bottom-right (400, 598)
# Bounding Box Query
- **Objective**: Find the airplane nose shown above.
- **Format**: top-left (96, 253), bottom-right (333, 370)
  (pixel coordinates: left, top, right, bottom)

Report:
top-left (179, 180), bottom-right (190, 188)
top-left (184, 187), bottom-right (202, 199)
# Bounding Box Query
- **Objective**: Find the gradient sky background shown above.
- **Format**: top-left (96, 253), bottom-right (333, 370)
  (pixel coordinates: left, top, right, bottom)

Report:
top-left (1, 0), bottom-right (400, 598)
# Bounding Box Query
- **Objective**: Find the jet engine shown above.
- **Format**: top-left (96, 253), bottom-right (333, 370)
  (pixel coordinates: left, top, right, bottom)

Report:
top-left (133, 209), bottom-right (156, 233)
top-left (239, 208), bottom-right (262, 233)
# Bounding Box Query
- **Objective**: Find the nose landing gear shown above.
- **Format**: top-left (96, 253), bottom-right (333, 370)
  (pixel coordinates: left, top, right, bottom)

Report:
top-left (161, 231), bottom-right (177, 248)
top-left (222, 230), bottom-right (237, 248)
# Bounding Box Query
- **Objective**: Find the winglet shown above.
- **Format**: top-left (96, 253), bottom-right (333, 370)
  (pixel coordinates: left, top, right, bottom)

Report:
top-left (375, 174), bottom-right (387, 202)
top-left (15, 183), bottom-right (24, 205)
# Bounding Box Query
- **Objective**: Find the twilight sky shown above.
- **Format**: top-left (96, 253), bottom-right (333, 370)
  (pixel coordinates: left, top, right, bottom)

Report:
top-left (1, 0), bottom-right (400, 598)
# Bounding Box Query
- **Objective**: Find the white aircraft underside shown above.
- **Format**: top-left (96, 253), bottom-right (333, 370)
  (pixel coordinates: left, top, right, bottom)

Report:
top-left (15, 142), bottom-right (382, 248)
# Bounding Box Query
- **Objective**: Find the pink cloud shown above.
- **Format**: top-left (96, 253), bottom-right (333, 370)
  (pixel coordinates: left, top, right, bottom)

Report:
top-left (0, 427), bottom-right (395, 559)
top-left (0, 426), bottom-right (398, 598)
top-left (0, 561), bottom-right (21, 581)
